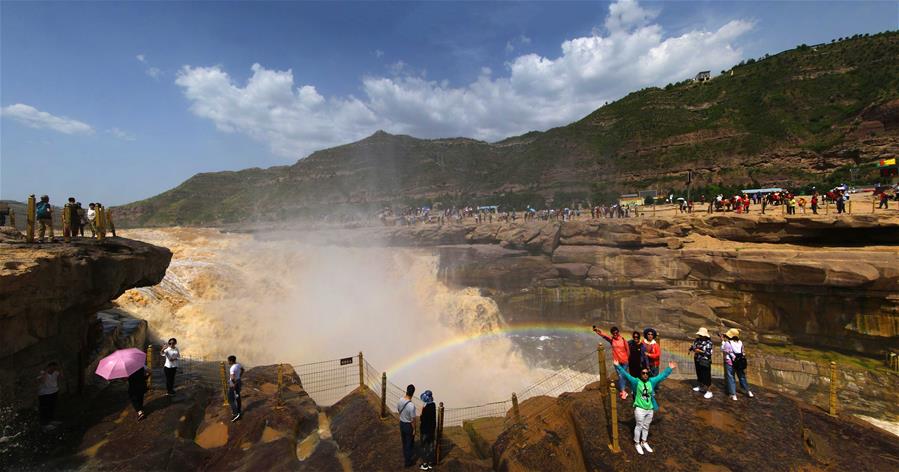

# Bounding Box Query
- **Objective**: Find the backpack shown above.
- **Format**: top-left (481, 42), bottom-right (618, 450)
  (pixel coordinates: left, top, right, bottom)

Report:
top-left (732, 352), bottom-right (748, 371)
top-left (36, 201), bottom-right (50, 219)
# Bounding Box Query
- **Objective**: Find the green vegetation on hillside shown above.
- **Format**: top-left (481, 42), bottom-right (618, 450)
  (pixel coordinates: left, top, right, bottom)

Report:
top-left (115, 32), bottom-right (899, 226)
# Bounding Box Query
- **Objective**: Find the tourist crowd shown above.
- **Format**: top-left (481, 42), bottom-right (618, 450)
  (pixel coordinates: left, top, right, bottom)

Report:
top-left (593, 324), bottom-right (753, 456)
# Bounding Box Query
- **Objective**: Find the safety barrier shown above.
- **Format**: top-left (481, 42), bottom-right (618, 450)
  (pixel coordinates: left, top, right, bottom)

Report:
top-left (165, 341), bottom-right (896, 462)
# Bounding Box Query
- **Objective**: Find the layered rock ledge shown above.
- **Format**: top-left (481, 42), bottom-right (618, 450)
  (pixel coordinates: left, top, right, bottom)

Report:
top-left (0, 228), bottom-right (172, 409)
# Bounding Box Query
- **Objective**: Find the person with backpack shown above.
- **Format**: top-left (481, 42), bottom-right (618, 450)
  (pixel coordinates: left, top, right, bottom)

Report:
top-left (418, 390), bottom-right (436, 470)
top-left (689, 327), bottom-right (714, 399)
top-left (719, 328), bottom-right (753, 401)
top-left (614, 360), bottom-right (677, 455)
top-left (36, 195), bottom-right (54, 242)
top-left (397, 384), bottom-right (417, 468)
top-left (593, 325), bottom-right (631, 399)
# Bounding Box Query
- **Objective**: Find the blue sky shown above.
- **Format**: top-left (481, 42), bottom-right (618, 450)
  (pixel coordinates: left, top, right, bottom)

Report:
top-left (2, 1), bottom-right (896, 205)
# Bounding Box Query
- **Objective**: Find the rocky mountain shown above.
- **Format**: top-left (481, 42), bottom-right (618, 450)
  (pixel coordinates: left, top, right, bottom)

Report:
top-left (115, 32), bottom-right (899, 227)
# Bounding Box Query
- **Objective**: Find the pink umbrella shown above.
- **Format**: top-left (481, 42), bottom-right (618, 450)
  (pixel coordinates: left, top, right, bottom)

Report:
top-left (95, 348), bottom-right (147, 380)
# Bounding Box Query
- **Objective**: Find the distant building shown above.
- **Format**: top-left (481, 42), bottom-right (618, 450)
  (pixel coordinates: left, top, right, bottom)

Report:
top-left (693, 71), bottom-right (711, 82)
top-left (619, 193), bottom-right (644, 206)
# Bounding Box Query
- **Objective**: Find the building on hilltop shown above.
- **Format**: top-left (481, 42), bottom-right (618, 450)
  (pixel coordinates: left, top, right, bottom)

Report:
top-left (693, 70), bottom-right (711, 82)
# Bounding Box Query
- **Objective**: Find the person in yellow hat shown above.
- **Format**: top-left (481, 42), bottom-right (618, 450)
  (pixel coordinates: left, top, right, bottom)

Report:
top-left (719, 328), bottom-right (753, 401)
top-left (689, 327), bottom-right (714, 399)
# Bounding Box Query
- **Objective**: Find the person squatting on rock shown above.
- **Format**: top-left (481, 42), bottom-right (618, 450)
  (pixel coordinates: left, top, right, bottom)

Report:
top-left (418, 390), bottom-right (436, 470)
top-left (161, 338), bottom-right (180, 395)
top-left (615, 360), bottom-right (677, 455)
top-left (593, 325), bottom-right (631, 399)
top-left (36, 361), bottom-right (64, 430)
top-left (397, 384), bottom-right (417, 468)
top-left (719, 329), bottom-right (754, 401)
top-left (127, 366), bottom-right (149, 421)
top-left (690, 328), bottom-right (714, 399)
top-left (228, 355), bottom-right (244, 422)
top-left (36, 195), bottom-right (54, 242)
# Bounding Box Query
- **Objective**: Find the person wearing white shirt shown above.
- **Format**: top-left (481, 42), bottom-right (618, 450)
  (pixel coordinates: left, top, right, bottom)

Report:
top-left (36, 361), bottom-right (63, 430)
top-left (227, 355), bottom-right (244, 422)
top-left (161, 338), bottom-right (181, 395)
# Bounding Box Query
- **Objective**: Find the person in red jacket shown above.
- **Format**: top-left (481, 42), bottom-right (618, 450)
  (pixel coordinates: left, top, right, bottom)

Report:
top-left (593, 325), bottom-right (631, 399)
top-left (642, 328), bottom-right (662, 378)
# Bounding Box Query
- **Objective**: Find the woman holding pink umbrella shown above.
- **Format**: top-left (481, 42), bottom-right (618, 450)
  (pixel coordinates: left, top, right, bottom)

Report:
top-left (95, 348), bottom-right (151, 421)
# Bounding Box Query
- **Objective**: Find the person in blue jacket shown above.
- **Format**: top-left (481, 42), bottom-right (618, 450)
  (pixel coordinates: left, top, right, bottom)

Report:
top-left (614, 360), bottom-right (677, 455)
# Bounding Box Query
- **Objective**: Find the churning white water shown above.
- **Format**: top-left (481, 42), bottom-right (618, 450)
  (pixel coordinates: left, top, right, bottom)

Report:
top-left (116, 228), bottom-right (589, 406)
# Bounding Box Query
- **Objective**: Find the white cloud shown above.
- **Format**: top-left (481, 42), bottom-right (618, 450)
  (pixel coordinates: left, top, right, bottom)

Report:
top-left (107, 128), bottom-right (136, 141)
top-left (136, 53), bottom-right (146, 63)
top-left (1, 103), bottom-right (94, 135)
top-left (374, 49), bottom-right (384, 58)
top-left (175, 0), bottom-right (752, 158)
top-left (146, 67), bottom-right (162, 79)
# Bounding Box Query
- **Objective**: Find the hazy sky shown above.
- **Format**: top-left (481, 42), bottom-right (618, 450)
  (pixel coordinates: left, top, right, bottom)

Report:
top-left (2, 1), bottom-right (896, 205)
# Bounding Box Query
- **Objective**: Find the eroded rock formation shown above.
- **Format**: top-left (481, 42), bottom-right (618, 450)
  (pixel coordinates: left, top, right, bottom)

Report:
top-left (0, 230), bottom-right (172, 409)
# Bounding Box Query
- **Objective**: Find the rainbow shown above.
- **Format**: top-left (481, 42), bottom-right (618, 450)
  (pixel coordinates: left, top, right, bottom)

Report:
top-left (385, 322), bottom-right (701, 376)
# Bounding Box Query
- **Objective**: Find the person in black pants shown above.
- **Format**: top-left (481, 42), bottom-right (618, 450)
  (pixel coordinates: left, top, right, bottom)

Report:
top-left (397, 384), bottom-right (417, 468)
top-left (127, 367), bottom-right (149, 421)
top-left (689, 328), bottom-right (714, 399)
top-left (419, 390), bottom-right (437, 470)
top-left (161, 338), bottom-right (180, 395)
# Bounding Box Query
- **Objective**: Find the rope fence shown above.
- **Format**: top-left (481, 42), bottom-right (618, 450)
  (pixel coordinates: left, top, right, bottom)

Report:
top-left (157, 339), bottom-right (896, 461)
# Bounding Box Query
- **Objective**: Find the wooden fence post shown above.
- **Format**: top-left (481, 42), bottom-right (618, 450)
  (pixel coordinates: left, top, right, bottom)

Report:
top-left (220, 361), bottom-right (229, 406)
top-left (829, 361), bottom-right (838, 416)
top-left (358, 352), bottom-right (364, 389)
top-left (146, 344), bottom-right (153, 388)
top-left (512, 393), bottom-right (521, 425)
top-left (435, 402), bottom-right (445, 464)
top-left (26, 195), bottom-right (35, 243)
top-left (608, 380), bottom-right (621, 453)
top-left (380, 372), bottom-right (387, 419)
top-left (848, 200), bottom-right (852, 215)
top-left (97, 205), bottom-right (106, 242)
top-left (277, 364), bottom-right (284, 404)
top-left (62, 204), bottom-right (71, 243)
top-left (597, 343), bottom-right (608, 399)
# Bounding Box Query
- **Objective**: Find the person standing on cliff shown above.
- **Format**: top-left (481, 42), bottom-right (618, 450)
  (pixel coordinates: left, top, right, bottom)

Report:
top-left (642, 328), bottom-right (662, 379)
top-left (36, 195), bottom-right (54, 243)
top-left (418, 390), bottom-right (436, 470)
top-left (719, 329), bottom-right (753, 401)
top-left (127, 366), bottom-right (149, 421)
top-left (614, 360), bottom-right (677, 455)
top-left (161, 338), bottom-right (180, 395)
top-left (227, 355), bottom-right (244, 422)
top-left (811, 192), bottom-right (819, 215)
top-left (627, 331), bottom-right (645, 378)
top-left (593, 325), bottom-right (630, 399)
top-left (397, 384), bottom-right (417, 468)
top-left (689, 328), bottom-right (714, 399)
top-left (36, 361), bottom-right (63, 430)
